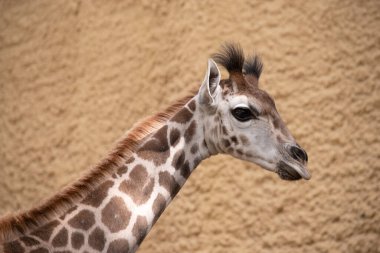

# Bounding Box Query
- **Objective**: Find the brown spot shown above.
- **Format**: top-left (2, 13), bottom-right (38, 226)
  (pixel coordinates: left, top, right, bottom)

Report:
top-left (239, 135), bottom-right (250, 145)
top-left (236, 149), bottom-right (244, 156)
top-left (152, 125), bottom-right (169, 148)
top-left (223, 139), bottom-right (231, 148)
top-left (188, 100), bottom-right (196, 111)
top-left (159, 171), bottom-right (180, 198)
top-left (171, 107), bottom-right (193, 124)
top-left (129, 164), bottom-right (148, 183)
top-left (20, 236), bottom-right (39, 246)
top-left (222, 125), bottom-right (228, 135)
top-left (169, 128), bottom-right (181, 146)
top-left (30, 248), bottom-right (49, 253)
top-left (152, 194), bottom-right (166, 224)
top-left (31, 220), bottom-right (60, 242)
top-left (172, 150), bottom-right (185, 170)
top-left (82, 180), bottom-right (114, 208)
top-left (71, 232), bottom-right (84, 249)
top-left (119, 165), bottom-right (154, 205)
top-left (107, 239), bottom-right (129, 253)
top-left (52, 227), bottom-right (68, 247)
top-left (276, 135), bottom-right (283, 143)
top-left (194, 156), bottom-right (202, 167)
top-left (132, 216), bottom-right (148, 245)
top-left (181, 161), bottom-right (191, 179)
top-left (68, 210), bottom-right (95, 231)
top-left (117, 165), bottom-right (128, 176)
top-left (3, 240), bottom-right (24, 253)
top-left (190, 143), bottom-right (198, 154)
top-left (125, 156), bottom-right (135, 164)
top-left (59, 206), bottom-right (77, 220)
top-left (138, 126), bottom-right (170, 166)
top-left (231, 136), bottom-right (238, 145)
top-left (88, 227), bottom-right (105, 251)
top-left (185, 121), bottom-right (197, 142)
top-left (101, 196), bottom-right (131, 233)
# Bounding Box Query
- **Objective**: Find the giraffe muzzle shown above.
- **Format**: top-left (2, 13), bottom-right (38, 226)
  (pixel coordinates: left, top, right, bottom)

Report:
top-left (277, 160), bottom-right (311, 181)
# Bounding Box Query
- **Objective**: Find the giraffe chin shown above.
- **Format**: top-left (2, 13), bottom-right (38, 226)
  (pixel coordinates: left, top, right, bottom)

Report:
top-left (276, 161), bottom-right (310, 181)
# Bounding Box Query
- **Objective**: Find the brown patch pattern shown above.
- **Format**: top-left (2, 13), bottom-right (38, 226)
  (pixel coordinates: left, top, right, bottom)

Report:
top-left (71, 232), bottom-right (84, 249)
top-left (125, 156), bottom-right (135, 164)
top-left (52, 227), bottom-right (68, 247)
top-left (137, 125), bottom-right (170, 166)
top-left (20, 236), bottom-right (39, 246)
top-left (31, 220), bottom-right (60, 242)
top-left (88, 227), bottom-right (106, 251)
top-left (185, 121), bottom-right (197, 142)
top-left (82, 180), bottom-right (114, 208)
top-left (188, 100), bottom-right (196, 111)
top-left (117, 165), bottom-right (128, 176)
top-left (132, 215), bottom-right (148, 245)
top-left (152, 194), bottom-right (166, 224)
top-left (0, 93), bottom-right (196, 242)
top-left (231, 136), bottom-right (238, 145)
top-left (30, 248), bottom-right (49, 253)
top-left (119, 165), bottom-right (154, 205)
top-left (171, 107), bottom-right (193, 124)
top-left (101, 196), bottom-right (131, 233)
top-left (239, 135), bottom-right (250, 145)
top-left (159, 171), bottom-right (180, 198)
top-left (68, 210), bottom-right (95, 231)
top-left (172, 150), bottom-right (185, 170)
top-left (107, 239), bottom-right (129, 253)
top-left (223, 139), bottom-right (231, 148)
top-left (181, 161), bottom-right (191, 179)
top-left (190, 143), bottom-right (198, 154)
top-left (3, 240), bottom-right (24, 253)
top-left (169, 128), bottom-right (180, 146)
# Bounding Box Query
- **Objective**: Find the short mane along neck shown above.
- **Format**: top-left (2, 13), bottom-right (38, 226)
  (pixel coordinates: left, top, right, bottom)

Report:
top-left (0, 94), bottom-right (210, 253)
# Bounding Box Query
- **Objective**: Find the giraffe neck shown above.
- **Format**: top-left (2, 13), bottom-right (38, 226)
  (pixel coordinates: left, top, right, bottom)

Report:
top-left (2, 96), bottom-right (211, 253)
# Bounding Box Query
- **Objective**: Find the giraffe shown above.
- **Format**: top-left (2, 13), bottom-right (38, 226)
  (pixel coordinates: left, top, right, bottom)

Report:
top-left (0, 43), bottom-right (310, 253)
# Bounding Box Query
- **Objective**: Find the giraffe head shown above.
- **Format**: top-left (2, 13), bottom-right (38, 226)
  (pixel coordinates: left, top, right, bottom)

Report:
top-left (198, 43), bottom-right (310, 180)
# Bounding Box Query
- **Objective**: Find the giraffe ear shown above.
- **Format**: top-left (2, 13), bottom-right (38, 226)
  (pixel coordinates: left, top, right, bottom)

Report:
top-left (198, 59), bottom-right (221, 105)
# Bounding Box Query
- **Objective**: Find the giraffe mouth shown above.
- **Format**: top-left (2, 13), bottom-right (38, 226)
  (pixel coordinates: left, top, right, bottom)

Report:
top-left (277, 161), bottom-right (310, 181)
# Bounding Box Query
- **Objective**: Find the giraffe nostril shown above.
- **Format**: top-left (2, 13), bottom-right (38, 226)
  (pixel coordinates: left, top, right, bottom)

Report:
top-left (290, 146), bottom-right (308, 162)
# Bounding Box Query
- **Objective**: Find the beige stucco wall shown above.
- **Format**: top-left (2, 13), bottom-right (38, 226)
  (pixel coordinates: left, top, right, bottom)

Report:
top-left (1, 0), bottom-right (379, 252)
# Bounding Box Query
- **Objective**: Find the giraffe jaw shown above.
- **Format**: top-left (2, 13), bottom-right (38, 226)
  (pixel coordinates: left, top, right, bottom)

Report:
top-left (277, 161), bottom-right (311, 181)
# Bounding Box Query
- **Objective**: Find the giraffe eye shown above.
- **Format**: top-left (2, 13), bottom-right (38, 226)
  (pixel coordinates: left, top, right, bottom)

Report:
top-left (231, 107), bottom-right (257, 122)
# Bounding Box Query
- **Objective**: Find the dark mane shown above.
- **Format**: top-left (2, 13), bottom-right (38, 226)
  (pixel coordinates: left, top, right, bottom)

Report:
top-left (244, 54), bottom-right (263, 79)
top-left (212, 42), bottom-right (245, 74)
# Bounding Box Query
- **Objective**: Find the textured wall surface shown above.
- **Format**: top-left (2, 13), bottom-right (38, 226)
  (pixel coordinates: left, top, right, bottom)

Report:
top-left (1, 0), bottom-right (379, 252)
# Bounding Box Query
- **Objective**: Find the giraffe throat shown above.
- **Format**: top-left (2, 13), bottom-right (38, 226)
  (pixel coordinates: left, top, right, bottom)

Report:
top-left (1, 97), bottom-right (209, 253)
